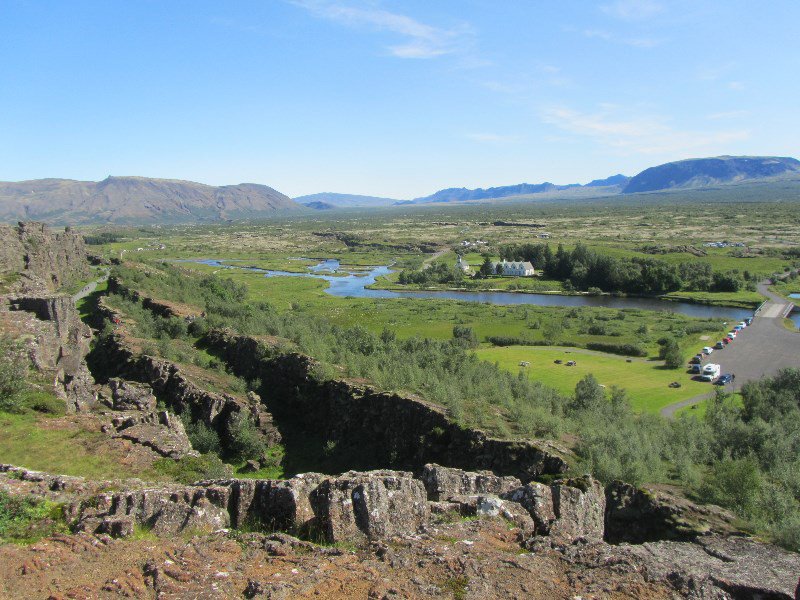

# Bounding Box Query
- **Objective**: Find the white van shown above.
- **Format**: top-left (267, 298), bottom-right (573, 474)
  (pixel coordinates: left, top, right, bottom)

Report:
top-left (701, 363), bottom-right (721, 382)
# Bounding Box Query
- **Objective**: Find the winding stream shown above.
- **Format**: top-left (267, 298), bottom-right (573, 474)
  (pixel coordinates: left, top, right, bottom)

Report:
top-left (188, 258), bottom-right (754, 321)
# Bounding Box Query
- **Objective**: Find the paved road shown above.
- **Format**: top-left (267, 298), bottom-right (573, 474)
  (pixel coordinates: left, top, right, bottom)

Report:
top-left (661, 281), bottom-right (799, 417)
top-left (72, 268), bottom-right (110, 302)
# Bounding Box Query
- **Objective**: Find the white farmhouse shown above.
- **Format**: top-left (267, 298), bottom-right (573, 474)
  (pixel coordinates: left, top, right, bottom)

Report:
top-left (456, 255), bottom-right (471, 272)
top-left (491, 260), bottom-right (535, 276)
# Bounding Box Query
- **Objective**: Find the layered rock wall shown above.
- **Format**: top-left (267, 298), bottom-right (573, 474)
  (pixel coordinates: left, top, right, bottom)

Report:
top-left (205, 328), bottom-right (568, 482)
top-left (0, 221), bottom-right (88, 293)
top-left (3, 294), bottom-right (96, 411)
top-left (90, 314), bottom-right (280, 447)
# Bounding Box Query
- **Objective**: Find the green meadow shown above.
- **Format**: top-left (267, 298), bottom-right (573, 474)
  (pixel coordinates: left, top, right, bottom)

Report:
top-left (474, 345), bottom-right (710, 414)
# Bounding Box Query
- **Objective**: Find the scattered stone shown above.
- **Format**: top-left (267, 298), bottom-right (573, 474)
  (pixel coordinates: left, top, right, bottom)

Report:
top-left (243, 459), bottom-right (261, 473)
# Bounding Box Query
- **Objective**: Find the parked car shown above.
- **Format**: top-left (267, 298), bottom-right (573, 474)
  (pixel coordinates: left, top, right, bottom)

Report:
top-left (733, 325), bottom-right (743, 332)
top-left (703, 346), bottom-right (714, 354)
top-left (701, 363), bottom-right (721, 382)
top-left (724, 336), bottom-right (733, 344)
top-left (689, 363), bottom-right (702, 374)
top-left (715, 341), bottom-right (725, 350)
top-left (745, 317), bottom-right (753, 325)
top-left (738, 321), bottom-right (747, 328)
top-left (690, 355), bottom-right (703, 364)
top-left (716, 373), bottom-right (733, 385)
top-left (728, 331), bottom-right (737, 338)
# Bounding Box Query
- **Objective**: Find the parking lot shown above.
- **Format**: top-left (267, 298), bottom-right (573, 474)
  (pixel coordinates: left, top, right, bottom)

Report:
top-left (662, 283), bottom-right (799, 417)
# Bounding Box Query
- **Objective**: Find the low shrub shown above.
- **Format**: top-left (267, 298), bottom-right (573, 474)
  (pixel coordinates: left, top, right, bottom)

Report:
top-left (152, 454), bottom-right (233, 484)
top-left (585, 342), bottom-right (647, 357)
top-left (0, 490), bottom-right (67, 544)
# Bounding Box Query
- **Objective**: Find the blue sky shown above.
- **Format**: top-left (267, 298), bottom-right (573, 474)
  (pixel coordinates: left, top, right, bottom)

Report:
top-left (1, 0), bottom-right (798, 198)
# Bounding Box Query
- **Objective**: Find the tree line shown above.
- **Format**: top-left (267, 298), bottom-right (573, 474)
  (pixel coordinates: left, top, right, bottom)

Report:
top-left (500, 242), bottom-right (756, 295)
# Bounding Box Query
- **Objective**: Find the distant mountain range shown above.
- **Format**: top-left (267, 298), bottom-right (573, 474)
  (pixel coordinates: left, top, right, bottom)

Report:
top-left (294, 192), bottom-right (399, 208)
top-left (2, 156), bottom-right (798, 225)
top-left (0, 176), bottom-right (301, 224)
top-left (621, 156), bottom-right (800, 194)
top-left (299, 156), bottom-right (800, 210)
top-left (397, 175), bottom-right (629, 205)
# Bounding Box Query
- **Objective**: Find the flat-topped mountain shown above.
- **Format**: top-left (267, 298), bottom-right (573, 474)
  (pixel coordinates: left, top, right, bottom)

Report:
top-left (622, 156), bottom-right (800, 194)
top-left (0, 176), bottom-right (301, 224)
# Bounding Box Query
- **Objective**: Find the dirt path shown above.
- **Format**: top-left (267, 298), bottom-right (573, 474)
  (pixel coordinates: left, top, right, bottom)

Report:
top-left (660, 280), bottom-right (799, 418)
top-left (421, 248), bottom-right (450, 269)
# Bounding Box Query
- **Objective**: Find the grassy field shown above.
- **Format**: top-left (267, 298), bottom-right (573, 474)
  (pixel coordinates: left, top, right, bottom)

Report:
top-left (675, 392), bottom-right (744, 419)
top-left (473, 345), bottom-right (712, 414)
top-left (661, 290), bottom-right (764, 308)
top-left (772, 278), bottom-right (800, 297)
top-left (145, 260), bottom-right (731, 357)
top-left (0, 411), bottom-right (157, 480)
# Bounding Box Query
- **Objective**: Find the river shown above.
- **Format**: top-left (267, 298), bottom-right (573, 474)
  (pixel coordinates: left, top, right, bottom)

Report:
top-left (788, 294), bottom-right (800, 328)
top-left (187, 258), bottom-right (754, 321)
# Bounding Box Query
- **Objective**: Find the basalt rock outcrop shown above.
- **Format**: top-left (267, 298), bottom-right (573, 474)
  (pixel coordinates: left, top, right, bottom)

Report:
top-left (4, 462), bottom-right (800, 598)
top-left (76, 470), bottom-right (429, 544)
top-left (309, 470), bottom-right (430, 543)
top-left (504, 475), bottom-right (606, 544)
top-left (90, 314), bottom-right (281, 449)
top-left (604, 480), bottom-right (740, 544)
top-left (3, 294), bottom-right (96, 412)
top-left (205, 328), bottom-right (569, 482)
top-left (108, 377), bottom-right (157, 411)
top-left (0, 221), bottom-right (88, 293)
top-left (0, 222), bottom-right (96, 412)
top-left (107, 408), bottom-right (194, 459)
top-left (421, 463), bottom-right (522, 501)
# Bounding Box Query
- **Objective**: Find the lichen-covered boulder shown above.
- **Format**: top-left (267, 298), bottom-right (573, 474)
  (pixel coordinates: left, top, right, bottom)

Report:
top-left (77, 486), bottom-right (231, 536)
top-left (504, 475), bottom-right (605, 543)
top-left (111, 410), bottom-right (194, 458)
top-left (310, 470), bottom-right (430, 543)
top-left (109, 378), bottom-right (157, 411)
top-left (421, 464), bottom-right (522, 501)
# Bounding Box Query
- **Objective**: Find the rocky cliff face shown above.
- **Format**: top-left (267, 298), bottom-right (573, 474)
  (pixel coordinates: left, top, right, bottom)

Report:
top-left (89, 307), bottom-right (280, 449)
top-left (204, 328), bottom-right (569, 482)
top-left (0, 221), bottom-right (88, 293)
top-left (2, 294), bottom-right (96, 412)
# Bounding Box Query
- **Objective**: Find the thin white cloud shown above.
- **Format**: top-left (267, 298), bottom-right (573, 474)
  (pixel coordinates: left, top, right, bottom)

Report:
top-left (601, 0), bottom-right (663, 20)
top-left (583, 29), bottom-right (662, 47)
top-left (543, 106), bottom-right (749, 155)
top-left (695, 62), bottom-right (736, 82)
top-left (291, 1), bottom-right (471, 59)
top-left (464, 133), bottom-right (522, 144)
top-left (707, 110), bottom-right (749, 120)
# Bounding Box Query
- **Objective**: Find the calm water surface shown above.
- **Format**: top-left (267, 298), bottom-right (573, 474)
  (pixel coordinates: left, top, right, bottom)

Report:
top-left (789, 294), bottom-right (800, 327)
top-left (188, 258), bottom-right (754, 321)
